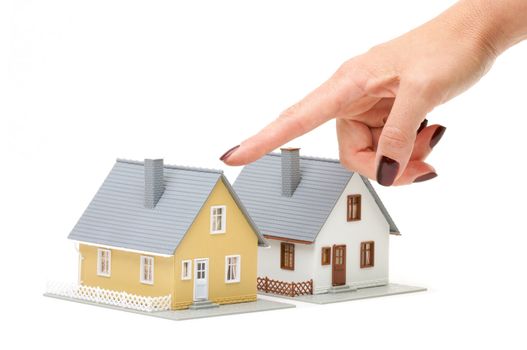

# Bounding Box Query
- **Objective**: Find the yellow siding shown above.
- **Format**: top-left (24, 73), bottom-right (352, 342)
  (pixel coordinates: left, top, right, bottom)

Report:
top-left (173, 179), bottom-right (258, 307)
top-left (78, 178), bottom-right (259, 310)
top-left (79, 244), bottom-right (174, 298)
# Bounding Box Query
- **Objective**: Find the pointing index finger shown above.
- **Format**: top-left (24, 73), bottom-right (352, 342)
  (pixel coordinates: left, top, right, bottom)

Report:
top-left (222, 73), bottom-right (365, 166)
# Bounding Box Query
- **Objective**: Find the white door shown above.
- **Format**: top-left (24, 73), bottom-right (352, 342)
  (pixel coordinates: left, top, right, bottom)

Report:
top-left (194, 258), bottom-right (209, 301)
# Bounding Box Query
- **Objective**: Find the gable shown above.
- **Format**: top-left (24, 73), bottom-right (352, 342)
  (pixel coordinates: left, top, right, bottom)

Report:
top-left (174, 178), bottom-right (261, 256)
top-left (315, 173), bottom-right (392, 243)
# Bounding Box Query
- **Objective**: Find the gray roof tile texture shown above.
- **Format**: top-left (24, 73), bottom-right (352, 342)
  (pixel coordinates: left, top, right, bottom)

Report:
top-left (233, 153), bottom-right (399, 242)
top-left (68, 159), bottom-right (266, 255)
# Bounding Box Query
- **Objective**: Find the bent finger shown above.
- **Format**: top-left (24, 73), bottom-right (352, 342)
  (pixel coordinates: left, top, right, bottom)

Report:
top-left (410, 124), bottom-right (447, 160)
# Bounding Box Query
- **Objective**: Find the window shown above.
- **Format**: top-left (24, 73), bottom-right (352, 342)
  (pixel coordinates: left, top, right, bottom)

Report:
top-left (211, 205), bottom-right (227, 233)
top-left (347, 194), bottom-right (361, 221)
top-left (280, 242), bottom-right (295, 270)
top-left (321, 247), bottom-right (331, 265)
top-left (225, 255), bottom-right (241, 283)
top-left (140, 256), bottom-right (154, 284)
top-left (97, 249), bottom-right (111, 277)
top-left (181, 260), bottom-right (192, 280)
top-left (360, 241), bottom-right (375, 268)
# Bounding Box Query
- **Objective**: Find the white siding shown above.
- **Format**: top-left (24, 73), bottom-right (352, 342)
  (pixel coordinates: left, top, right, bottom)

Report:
top-left (258, 239), bottom-right (314, 283)
top-left (256, 173), bottom-right (392, 294)
top-left (313, 173), bottom-right (390, 294)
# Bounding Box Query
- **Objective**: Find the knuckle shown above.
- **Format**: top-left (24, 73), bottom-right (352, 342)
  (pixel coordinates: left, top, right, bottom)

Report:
top-left (278, 104), bottom-right (308, 132)
top-left (335, 59), bottom-right (355, 76)
top-left (380, 125), bottom-right (413, 151)
top-left (335, 58), bottom-right (369, 85)
top-left (279, 104), bottom-right (299, 120)
top-left (278, 101), bottom-right (303, 121)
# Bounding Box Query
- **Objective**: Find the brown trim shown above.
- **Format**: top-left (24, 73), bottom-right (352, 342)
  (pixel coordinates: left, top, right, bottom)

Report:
top-left (347, 194), bottom-right (362, 221)
top-left (263, 234), bottom-right (313, 245)
top-left (321, 247), bottom-right (331, 265)
top-left (280, 242), bottom-right (295, 270)
top-left (332, 244), bottom-right (346, 286)
top-left (360, 241), bottom-right (375, 268)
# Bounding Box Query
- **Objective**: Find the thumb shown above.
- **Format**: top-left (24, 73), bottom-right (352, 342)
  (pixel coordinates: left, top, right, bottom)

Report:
top-left (376, 84), bottom-right (430, 186)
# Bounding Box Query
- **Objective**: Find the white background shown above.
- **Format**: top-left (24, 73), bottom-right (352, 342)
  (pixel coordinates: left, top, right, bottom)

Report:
top-left (2, 0), bottom-right (526, 348)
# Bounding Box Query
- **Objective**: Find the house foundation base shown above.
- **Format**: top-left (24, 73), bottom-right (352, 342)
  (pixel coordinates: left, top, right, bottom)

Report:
top-left (258, 283), bottom-right (426, 304)
top-left (44, 294), bottom-right (295, 321)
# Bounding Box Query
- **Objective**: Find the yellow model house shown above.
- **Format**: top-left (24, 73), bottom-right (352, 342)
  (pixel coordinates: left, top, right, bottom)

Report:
top-left (67, 159), bottom-right (267, 310)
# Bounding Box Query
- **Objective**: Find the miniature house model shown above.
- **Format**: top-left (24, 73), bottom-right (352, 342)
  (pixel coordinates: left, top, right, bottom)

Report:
top-left (234, 148), bottom-right (399, 296)
top-left (67, 159), bottom-right (267, 310)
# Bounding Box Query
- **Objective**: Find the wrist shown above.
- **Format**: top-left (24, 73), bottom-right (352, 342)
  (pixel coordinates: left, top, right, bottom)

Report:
top-left (462, 0), bottom-right (527, 55)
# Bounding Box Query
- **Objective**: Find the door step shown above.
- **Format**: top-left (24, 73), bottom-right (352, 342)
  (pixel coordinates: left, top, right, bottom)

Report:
top-left (188, 300), bottom-right (220, 310)
top-left (328, 285), bottom-right (356, 294)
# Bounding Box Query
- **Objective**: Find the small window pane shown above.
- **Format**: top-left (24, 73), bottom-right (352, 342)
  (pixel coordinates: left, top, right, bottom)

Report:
top-left (360, 241), bottom-right (374, 268)
top-left (211, 206), bottom-right (226, 233)
top-left (97, 249), bottom-right (111, 276)
top-left (141, 256), bottom-right (154, 283)
top-left (347, 195), bottom-right (361, 221)
top-left (281, 243), bottom-right (295, 270)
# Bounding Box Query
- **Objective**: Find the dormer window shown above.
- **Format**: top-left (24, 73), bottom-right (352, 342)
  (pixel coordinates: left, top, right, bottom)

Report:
top-left (211, 205), bottom-right (227, 234)
top-left (347, 194), bottom-right (361, 221)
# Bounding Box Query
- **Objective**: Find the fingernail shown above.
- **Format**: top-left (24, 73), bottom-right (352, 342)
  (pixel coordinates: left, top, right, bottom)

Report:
top-left (376, 156), bottom-right (399, 186)
top-left (219, 145), bottom-right (240, 161)
top-left (413, 172), bottom-right (438, 183)
top-left (430, 126), bottom-right (446, 148)
top-left (417, 119), bottom-right (428, 134)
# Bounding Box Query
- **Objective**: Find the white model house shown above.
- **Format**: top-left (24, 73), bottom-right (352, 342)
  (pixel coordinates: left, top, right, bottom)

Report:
top-left (233, 148), bottom-right (399, 295)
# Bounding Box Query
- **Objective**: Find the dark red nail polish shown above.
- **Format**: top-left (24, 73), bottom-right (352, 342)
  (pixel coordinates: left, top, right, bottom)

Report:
top-left (219, 145), bottom-right (240, 161)
top-left (377, 156), bottom-right (399, 186)
top-left (417, 119), bottom-right (428, 134)
top-left (413, 172), bottom-right (438, 183)
top-left (430, 126), bottom-right (446, 148)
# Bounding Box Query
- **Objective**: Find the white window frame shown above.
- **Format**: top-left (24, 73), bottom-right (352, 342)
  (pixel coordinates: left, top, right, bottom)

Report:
top-left (225, 255), bottom-right (241, 283)
top-left (210, 205), bottom-right (227, 234)
top-left (140, 255), bottom-right (154, 285)
top-left (181, 260), bottom-right (192, 280)
top-left (97, 248), bottom-right (111, 277)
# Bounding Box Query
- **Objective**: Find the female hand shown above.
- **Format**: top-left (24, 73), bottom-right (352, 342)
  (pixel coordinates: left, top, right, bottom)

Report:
top-left (220, 0), bottom-right (526, 186)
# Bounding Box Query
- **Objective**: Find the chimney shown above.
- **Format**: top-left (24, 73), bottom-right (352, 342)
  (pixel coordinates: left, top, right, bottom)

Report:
top-left (281, 148), bottom-right (301, 197)
top-left (144, 159), bottom-right (164, 208)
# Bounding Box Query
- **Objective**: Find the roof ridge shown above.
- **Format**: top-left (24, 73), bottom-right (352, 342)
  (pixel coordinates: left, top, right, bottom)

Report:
top-left (267, 152), bottom-right (341, 164)
top-left (116, 158), bottom-right (223, 174)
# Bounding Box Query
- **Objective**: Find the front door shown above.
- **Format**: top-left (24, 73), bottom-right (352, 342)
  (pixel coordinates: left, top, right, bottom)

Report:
top-left (194, 258), bottom-right (209, 301)
top-left (332, 245), bottom-right (346, 286)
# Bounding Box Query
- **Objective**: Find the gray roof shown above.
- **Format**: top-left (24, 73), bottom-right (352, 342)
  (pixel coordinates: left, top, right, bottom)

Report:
top-left (233, 153), bottom-right (399, 242)
top-left (68, 159), bottom-right (266, 255)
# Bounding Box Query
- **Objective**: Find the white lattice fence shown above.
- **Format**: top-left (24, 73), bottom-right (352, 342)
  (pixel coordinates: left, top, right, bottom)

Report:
top-left (46, 281), bottom-right (171, 312)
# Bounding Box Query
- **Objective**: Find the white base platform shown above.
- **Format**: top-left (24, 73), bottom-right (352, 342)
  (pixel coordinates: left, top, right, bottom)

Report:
top-left (44, 294), bottom-right (295, 321)
top-left (258, 283), bottom-right (426, 304)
